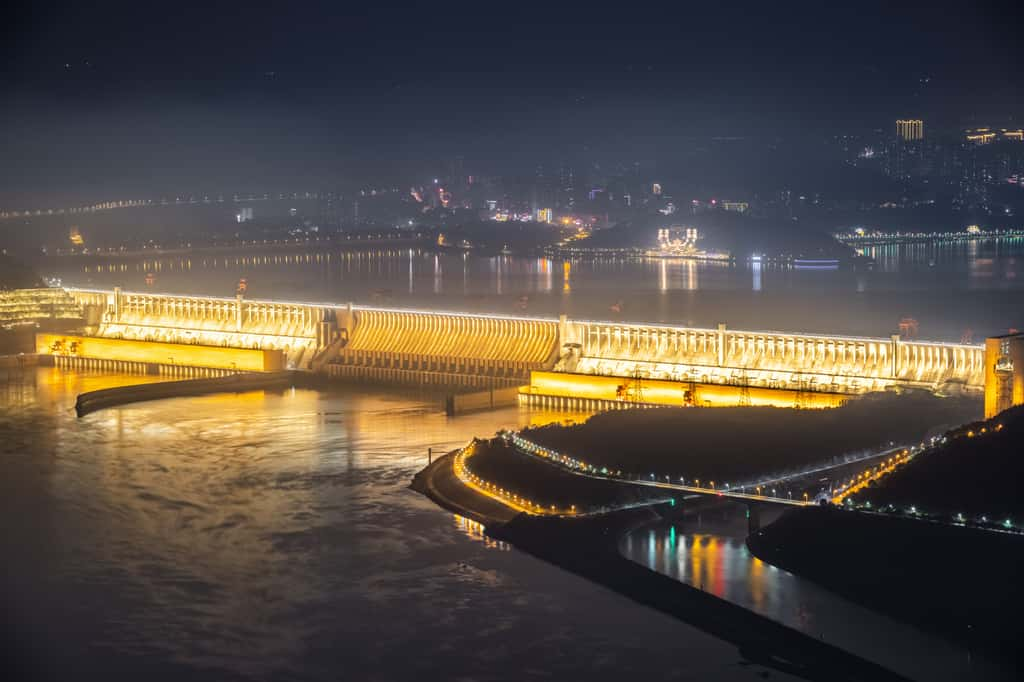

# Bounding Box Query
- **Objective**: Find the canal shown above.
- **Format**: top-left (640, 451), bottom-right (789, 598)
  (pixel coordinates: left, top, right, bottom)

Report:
top-left (620, 506), bottom-right (1013, 681)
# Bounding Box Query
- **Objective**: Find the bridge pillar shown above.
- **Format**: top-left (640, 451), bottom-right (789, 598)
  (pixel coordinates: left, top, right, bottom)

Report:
top-left (717, 323), bottom-right (726, 367)
top-left (891, 334), bottom-right (901, 378)
top-left (747, 503), bottom-right (762, 534)
top-left (338, 303), bottom-right (355, 337)
top-left (112, 286), bottom-right (122, 321)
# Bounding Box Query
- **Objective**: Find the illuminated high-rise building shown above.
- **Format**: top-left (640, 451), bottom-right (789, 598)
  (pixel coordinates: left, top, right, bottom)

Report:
top-left (896, 119), bottom-right (924, 141)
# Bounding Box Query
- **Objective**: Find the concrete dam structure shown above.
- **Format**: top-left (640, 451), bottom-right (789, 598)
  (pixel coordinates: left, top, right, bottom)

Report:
top-left (331, 308), bottom-right (559, 387)
top-left (68, 288), bottom-right (321, 369)
top-left (32, 288), bottom-right (991, 407)
top-left (559, 320), bottom-right (985, 394)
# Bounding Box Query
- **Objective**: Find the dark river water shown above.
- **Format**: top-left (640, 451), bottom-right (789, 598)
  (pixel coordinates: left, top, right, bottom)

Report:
top-left (2, 368), bottom-right (797, 681)
top-left (46, 236), bottom-right (1024, 340)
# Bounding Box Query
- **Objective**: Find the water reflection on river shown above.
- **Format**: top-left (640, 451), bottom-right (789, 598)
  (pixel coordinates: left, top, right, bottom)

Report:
top-left (621, 508), bottom-right (1012, 681)
top-left (48, 236), bottom-right (1024, 340)
top-left (1, 368), bottom-right (796, 681)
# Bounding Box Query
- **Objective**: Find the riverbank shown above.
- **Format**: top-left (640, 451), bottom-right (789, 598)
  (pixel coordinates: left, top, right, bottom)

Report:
top-left (412, 455), bottom-right (908, 681)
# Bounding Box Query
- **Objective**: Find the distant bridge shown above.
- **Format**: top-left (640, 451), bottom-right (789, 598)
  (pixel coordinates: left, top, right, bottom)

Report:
top-left (835, 229), bottom-right (1024, 247)
top-left (39, 287), bottom-right (986, 400)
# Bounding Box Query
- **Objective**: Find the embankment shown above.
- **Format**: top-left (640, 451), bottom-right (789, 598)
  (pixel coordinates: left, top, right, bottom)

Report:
top-left (410, 452), bottom-right (520, 526)
top-left (74, 370), bottom-right (304, 417)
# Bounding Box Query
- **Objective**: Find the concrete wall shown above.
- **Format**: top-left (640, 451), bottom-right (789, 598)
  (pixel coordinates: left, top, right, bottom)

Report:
top-left (524, 370), bottom-right (847, 409)
top-left (445, 386), bottom-right (523, 415)
top-left (36, 333), bottom-right (284, 372)
top-left (74, 371), bottom-right (296, 416)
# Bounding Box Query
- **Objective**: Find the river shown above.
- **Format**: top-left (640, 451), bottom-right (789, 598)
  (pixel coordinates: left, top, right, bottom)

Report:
top-left (1, 367), bottom-right (798, 681)
top-left (44, 235), bottom-right (1024, 341)
top-left (8, 239), bottom-right (1023, 679)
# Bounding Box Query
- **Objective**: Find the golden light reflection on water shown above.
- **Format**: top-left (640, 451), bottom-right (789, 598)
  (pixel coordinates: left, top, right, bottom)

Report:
top-left (453, 514), bottom-right (509, 551)
top-left (1, 366), bottom-right (173, 411)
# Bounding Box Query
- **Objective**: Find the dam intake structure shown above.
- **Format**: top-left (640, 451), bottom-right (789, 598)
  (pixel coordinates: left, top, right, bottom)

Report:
top-left (23, 287), bottom-right (996, 409)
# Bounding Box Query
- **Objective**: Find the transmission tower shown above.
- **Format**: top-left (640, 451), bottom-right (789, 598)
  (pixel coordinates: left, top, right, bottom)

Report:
top-left (683, 373), bottom-right (697, 407)
top-left (738, 366), bottom-right (751, 407)
top-left (631, 366), bottom-right (645, 403)
top-left (794, 375), bottom-right (810, 410)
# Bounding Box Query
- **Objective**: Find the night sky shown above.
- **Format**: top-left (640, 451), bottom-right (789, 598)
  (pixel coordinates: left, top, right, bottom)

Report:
top-left (3, 0), bottom-right (1022, 202)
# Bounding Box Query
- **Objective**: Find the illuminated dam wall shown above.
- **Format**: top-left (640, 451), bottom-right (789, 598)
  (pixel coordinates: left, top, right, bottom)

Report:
top-left (560, 320), bottom-right (985, 395)
top-left (330, 308), bottom-right (560, 386)
top-left (67, 288), bottom-right (323, 369)
top-left (49, 289), bottom-right (986, 399)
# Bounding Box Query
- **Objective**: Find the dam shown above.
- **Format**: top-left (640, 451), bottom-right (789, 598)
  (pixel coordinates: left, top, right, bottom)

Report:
top-left (26, 287), bottom-right (995, 408)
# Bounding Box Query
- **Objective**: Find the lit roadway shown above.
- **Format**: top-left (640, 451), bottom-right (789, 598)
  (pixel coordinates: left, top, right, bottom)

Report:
top-left (505, 432), bottom-right (912, 509)
top-left (611, 478), bottom-right (813, 507)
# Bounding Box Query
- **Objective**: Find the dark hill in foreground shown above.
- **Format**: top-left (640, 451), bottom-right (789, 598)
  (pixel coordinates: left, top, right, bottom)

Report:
top-left (856, 404), bottom-right (1024, 519)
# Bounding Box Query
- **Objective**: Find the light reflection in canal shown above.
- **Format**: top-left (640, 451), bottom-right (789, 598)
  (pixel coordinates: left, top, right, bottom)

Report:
top-left (621, 519), bottom-right (1012, 682)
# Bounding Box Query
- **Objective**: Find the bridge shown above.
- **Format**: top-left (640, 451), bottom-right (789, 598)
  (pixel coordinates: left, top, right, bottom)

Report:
top-left (835, 229), bottom-right (1024, 247)
top-left (497, 431), bottom-right (921, 531)
top-left (504, 431), bottom-right (843, 507)
top-left (29, 287), bottom-right (993, 405)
